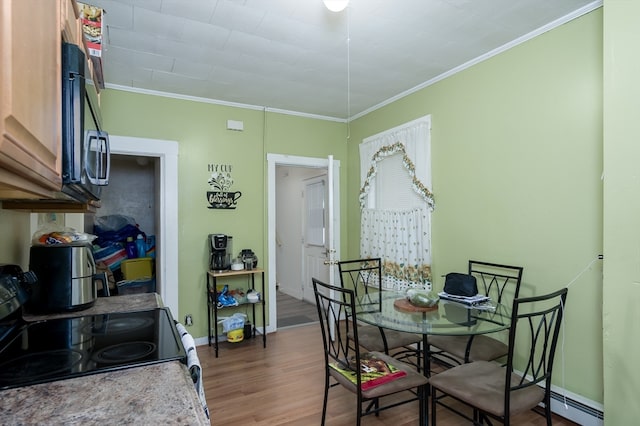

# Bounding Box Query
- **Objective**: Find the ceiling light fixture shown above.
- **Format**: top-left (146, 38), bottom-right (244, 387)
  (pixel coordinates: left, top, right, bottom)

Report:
top-left (323, 0), bottom-right (349, 12)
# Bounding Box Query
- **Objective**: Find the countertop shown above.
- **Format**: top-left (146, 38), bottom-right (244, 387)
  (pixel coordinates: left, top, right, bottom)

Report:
top-left (0, 362), bottom-right (209, 425)
top-left (1, 294), bottom-right (210, 425)
top-left (22, 292), bottom-right (164, 320)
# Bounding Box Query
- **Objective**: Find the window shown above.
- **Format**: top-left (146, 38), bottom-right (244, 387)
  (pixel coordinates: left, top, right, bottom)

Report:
top-left (359, 115), bottom-right (433, 290)
top-left (305, 179), bottom-right (325, 246)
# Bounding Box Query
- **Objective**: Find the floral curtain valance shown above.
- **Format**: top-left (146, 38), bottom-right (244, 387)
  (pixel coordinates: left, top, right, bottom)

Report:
top-left (359, 115), bottom-right (433, 210)
top-left (358, 141), bottom-right (434, 210)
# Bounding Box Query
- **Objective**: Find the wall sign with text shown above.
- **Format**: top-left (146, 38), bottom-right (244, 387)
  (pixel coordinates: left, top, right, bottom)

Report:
top-left (207, 164), bottom-right (241, 209)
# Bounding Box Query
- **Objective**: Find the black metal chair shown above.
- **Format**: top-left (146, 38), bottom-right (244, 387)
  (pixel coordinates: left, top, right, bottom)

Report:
top-left (338, 258), bottom-right (423, 368)
top-left (429, 287), bottom-right (568, 425)
top-left (312, 277), bottom-right (428, 426)
top-left (429, 260), bottom-right (524, 367)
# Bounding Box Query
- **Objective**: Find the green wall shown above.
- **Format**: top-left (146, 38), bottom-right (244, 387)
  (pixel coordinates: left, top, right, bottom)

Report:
top-left (99, 91), bottom-right (347, 342)
top-left (348, 10), bottom-right (603, 404)
top-left (602, 0), bottom-right (640, 424)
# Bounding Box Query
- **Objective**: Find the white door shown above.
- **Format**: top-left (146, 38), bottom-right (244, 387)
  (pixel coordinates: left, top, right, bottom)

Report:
top-left (302, 175), bottom-right (329, 303)
top-left (302, 155), bottom-right (338, 334)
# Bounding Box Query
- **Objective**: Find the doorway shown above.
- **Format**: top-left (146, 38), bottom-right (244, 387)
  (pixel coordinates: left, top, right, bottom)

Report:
top-left (267, 154), bottom-right (340, 334)
top-left (274, 168), bottom-right (326, 328)
top-left (108, 136), bottom-right (179, 316)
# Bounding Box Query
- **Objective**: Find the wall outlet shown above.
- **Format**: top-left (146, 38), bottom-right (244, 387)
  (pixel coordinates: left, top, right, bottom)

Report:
top-left (185, 314), bottom-right (193, 326)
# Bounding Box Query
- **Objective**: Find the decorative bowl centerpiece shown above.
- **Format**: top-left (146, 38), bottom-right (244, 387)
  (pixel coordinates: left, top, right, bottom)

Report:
top-left (394, 288), bottom-right (440, 312)
top-left (406, 289), bottom-right (439, 308)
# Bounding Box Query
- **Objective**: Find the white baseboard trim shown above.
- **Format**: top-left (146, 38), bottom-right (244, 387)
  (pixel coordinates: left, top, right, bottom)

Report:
top-left (194, 336), bottom-right (210, 347)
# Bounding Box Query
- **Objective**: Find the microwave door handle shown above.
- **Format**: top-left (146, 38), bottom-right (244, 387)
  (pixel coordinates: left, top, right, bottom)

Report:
top-left (84, 131), bottom-right (110, 186)
top-left (102, 132), bottom-right (110, 185)
top-left (95, 132), bottom-right (110, 186)
top-left (84, 130), bottom-right (98, 185)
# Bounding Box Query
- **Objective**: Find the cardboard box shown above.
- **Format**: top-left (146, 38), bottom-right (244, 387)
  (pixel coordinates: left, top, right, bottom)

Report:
top-left (78, 2), bottom-right (105, 88)
top-left (78, 2), bottom-right (103, 57)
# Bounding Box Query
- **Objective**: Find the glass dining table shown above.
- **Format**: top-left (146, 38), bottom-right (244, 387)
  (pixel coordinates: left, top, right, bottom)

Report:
top-left (354, 290), bottom-right (511, 375)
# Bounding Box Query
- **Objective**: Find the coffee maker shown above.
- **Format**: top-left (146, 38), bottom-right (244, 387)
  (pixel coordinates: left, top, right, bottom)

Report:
top-left (209, 234), bottom-right (233, 272)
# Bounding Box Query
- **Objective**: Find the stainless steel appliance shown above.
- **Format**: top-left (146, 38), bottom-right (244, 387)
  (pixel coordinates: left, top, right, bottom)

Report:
top-left (240, 249), bottom-right (258, 270)
top-left (61, 42), bottom-right (110, 203)
top-left (0, 264), bottom-right (36, 322)
top-left (0, 265), bottom-right (186, 391)
top-left (209, 234), bottom-right (232, 272)
top-left (27, 244), bottom-right (107, 313)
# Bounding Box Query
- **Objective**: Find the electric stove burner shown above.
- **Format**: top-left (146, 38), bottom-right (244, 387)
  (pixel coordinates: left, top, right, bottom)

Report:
top-left (81, 316), bottom-right (155, 336)
top-left (0, 308), bottom-right (186, 390)
top-left (0, 349), bottom-right (84, 384)
top-left (93, 341), bottom-right (157, 364)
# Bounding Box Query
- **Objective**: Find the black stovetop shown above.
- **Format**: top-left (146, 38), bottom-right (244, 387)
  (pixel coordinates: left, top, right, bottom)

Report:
top-left (0, 308), bottom-right (186, 390)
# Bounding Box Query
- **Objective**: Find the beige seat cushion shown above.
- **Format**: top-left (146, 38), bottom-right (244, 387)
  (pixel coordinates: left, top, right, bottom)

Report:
top-left (352, 325), bottom-right (421, 353)
top-left (429, 360), bottom-right (545, 418)
top-left (429, 334), bottom-right (507, 363)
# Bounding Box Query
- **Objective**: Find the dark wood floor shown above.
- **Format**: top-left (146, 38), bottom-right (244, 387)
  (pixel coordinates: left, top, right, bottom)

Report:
top-left (276, 290), bottom-right (318, 328)
top-left (198, 324), bottom-right (578, 426)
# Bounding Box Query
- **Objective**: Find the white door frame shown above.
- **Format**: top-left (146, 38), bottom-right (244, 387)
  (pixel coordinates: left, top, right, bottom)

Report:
top-left (267, 154), bottom-right (340, 333)
top-left (109, 136), bottom-right (179, 317)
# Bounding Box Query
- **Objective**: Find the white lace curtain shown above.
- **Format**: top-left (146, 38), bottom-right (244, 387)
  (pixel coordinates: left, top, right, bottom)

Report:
top-left (359, 116), bottom-right (434, 290)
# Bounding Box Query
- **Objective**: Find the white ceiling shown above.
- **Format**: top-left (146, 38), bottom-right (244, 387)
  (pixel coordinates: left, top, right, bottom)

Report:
top-left (87, 0), bottom-right (600, 120)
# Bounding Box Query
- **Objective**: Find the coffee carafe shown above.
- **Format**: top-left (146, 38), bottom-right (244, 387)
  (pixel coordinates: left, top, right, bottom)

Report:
top-left (209, 234), bottom-right (233, 272)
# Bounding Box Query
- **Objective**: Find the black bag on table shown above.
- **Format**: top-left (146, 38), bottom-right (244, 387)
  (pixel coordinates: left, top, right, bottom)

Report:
top-left (443, 273), bottom-right (478, 297)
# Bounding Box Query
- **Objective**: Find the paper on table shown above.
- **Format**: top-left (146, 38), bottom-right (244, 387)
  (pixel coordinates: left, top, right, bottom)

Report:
top-left (438, 292), bottom-right (490, 305)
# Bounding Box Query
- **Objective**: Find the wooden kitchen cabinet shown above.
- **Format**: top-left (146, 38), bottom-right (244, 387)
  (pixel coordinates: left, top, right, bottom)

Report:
top-left (0, 0), bottom-right (62, 200)
top-left (61, 0), bottom-right (82, 47)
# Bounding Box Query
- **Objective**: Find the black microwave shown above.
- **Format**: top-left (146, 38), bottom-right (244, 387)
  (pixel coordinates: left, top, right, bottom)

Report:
top-left (61, 42), bottom-right (110, 203)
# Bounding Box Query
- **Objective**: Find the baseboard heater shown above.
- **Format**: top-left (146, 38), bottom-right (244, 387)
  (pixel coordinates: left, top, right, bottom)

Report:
top-left (514, 366), bottom-right (604, 425)
top-left (548, 387), bottom-right (604, 426)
